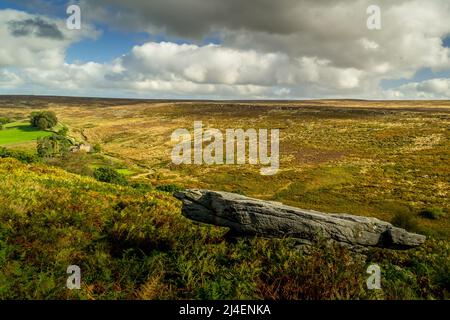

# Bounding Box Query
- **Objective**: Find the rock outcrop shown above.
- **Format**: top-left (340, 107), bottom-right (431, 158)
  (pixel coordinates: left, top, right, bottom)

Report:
top-left (174, 189), bottom-right (426, 250)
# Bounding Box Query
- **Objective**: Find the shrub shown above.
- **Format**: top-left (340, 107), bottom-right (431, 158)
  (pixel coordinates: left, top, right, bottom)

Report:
top-left (0, 147), bottom-right (39, 163)
top-left (391, 212), bottom-right (419, 232)
top-left (93, 167), bottom-right (128, 185)
top-left (0, 117), bottom-right (11, 125)
top-left (131, 182), bottom-right (153, 192)
top-left (92, 144), bottom-right (102, 153)
top-left (419, 207), bottom-right (445, 220)
top-left (156, 184), bottom-right (182, 193)
top-left (57, 126), bottom-right (68, 136)
top-left (30, 111), bottom-right (58, 130)
top-left (37, 135), bottom-right (72, 158)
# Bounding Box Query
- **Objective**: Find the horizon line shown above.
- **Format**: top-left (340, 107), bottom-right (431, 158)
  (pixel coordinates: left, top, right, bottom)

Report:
top-left (1, 94), bottom-right (450, 103)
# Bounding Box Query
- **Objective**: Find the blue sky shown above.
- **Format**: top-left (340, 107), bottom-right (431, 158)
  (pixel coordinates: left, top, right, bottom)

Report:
top-left (1, 0), bottom-right (450, 99)
top-left (66, 31), bottom-right (149, 63)
top-left (381, 68), bottom-right (450, 90)
top-left (380, 35), bottom-right (450, 91)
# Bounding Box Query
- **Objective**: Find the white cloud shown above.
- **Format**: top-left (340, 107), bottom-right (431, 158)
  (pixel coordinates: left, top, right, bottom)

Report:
top-left (0, 69), bottom-right (23, 88)
top-left (0, 9), bottom-right (99, 69)
top-left (109, 42), bottom-right (373, 97)
top-left (387, 78), bottom-right (450, 99)
top-left (360, 38), bottom-right (379, 50)
top-left (122, 42), bottom-right (290, 86)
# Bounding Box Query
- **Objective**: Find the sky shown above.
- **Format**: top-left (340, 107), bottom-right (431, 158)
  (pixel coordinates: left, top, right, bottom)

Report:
top-left (0, 0), bottom-right (450, 100)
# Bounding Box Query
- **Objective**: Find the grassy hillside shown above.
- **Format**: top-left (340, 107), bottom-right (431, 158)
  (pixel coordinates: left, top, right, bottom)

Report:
top-left (0, 157), bottom-right (448, 300)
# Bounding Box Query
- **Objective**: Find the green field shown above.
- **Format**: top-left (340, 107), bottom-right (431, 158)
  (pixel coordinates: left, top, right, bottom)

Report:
top-left (0, 122), bottom-right (52, 145)
top-left (89, 164), bottom-right (137, 176)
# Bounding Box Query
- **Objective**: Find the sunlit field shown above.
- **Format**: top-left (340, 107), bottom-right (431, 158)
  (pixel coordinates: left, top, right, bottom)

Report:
top-left (0, 122), bottom-right (52, 146)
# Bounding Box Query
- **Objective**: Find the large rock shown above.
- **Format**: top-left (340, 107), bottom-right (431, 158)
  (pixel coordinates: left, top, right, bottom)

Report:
top-left (174, 189), bottom-right (426, 250)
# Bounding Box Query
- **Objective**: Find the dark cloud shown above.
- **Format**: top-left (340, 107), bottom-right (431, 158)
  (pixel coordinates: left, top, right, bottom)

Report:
top-left (8, 17), bottom-right (64, 39)
top-left (84, 0), bottom-right (335, 39)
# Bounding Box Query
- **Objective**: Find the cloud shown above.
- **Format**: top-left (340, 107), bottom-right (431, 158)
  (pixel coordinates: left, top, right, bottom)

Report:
top-left (0, 9), bottom-right (99, 69)
top-left (8, 17), bottom-right (64, 39)
top-left (3, 41), bottom-right (373, 99)
top-left (71, 0), bottom-right (450, 98)
top-left (83, 0), bottom-right (450, 71)
top-left (99, 42), bottom-right (372, 98)
top-left (121, 42), bottom-right (291, 86)
top-left (387, 78), bottom-right (450, 99)
top-left (1, 1), bottom-right (450, 99)
top-left (0, 69), bottom-right (23, 88)
top-left (81, 0), bottom-right (312, 38)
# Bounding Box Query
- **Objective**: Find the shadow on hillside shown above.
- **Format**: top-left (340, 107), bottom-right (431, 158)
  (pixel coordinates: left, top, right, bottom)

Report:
top-left (6, 124), bottom-right (45, 132)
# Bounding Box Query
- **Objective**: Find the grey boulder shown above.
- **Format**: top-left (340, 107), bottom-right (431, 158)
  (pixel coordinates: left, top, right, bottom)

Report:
top-left (174, 189), bottom-right (426, 250)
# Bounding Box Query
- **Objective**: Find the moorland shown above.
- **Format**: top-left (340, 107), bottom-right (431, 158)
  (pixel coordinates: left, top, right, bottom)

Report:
top-left (0, 96), bottom-right (448, 299)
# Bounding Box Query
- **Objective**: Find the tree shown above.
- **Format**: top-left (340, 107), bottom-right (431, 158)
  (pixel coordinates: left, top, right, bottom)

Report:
top-left (37, 134), bottom-right (71, 158)
top-left (93, 167), bottom-right (128, 185)
top-left (30, 111), bottom-right (58, 130)
top-left (37, 117), bottom-right (49, 130)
